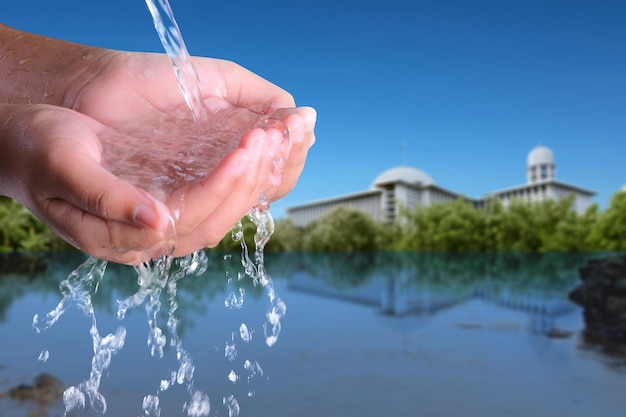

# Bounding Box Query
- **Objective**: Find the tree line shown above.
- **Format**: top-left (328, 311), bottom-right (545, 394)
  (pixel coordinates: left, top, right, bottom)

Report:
top-left (0, 197), bottom-right (70, 252)
top-left (235, 191), bottom-right (626, 252)
top-left (2, 191), bottom-right (626, 253)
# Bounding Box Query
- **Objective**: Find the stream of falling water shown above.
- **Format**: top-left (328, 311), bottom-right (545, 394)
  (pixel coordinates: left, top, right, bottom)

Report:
top-left (32, 1), bottom-right (288, 416)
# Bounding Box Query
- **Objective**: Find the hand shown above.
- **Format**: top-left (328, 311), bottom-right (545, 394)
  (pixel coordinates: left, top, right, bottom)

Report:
top-left (0, 103), bottom-right (315, 265)
top-left (61, 50), bottom-right (316, 261)
top-left (0, 25), bottom-right (316, 264)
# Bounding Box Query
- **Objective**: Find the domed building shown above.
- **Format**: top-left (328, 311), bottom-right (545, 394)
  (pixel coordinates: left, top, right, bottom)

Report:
top-left (287, 165), bottom-right (461, 227)
top-left (286, 145), bottom-right (596, 227)
top-left (486, 145), bottom-right (595, 214)
top-left (526, 145), bottom-right (556, 183)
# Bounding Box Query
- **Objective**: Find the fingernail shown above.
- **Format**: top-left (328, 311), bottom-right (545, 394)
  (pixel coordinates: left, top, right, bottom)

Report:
top-left (134, 204), bottom-right (163, 230)
top-left (235, 155), bottom-right (250, 177)
top-left (303, 107), bottom-right (317, 129)
top-left (289, 118), bottom-right (304, 143)
top-left (266, 133), bottom-right (283, 157)
top-left (252, 135), bottom-right (265, 156)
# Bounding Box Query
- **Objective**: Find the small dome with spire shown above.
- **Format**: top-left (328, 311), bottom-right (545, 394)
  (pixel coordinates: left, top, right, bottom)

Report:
top-left (526, 144), bottom-right (556, 184)
top-left (527, 145), bottom-right (554, 166)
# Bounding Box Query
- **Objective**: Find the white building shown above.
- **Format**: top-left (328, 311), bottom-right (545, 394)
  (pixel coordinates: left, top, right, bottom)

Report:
top-left (287, 145), bottom-right (596, 227)
top-left (484, 145), bottom-right (595, 214)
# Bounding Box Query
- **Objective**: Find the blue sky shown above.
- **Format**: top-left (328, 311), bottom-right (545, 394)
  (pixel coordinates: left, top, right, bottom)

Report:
top-left (4, 0), bottom-right (626, 217)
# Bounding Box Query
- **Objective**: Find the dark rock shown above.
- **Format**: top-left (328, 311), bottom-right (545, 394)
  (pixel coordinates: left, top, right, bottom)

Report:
top-left (569, 255), bottom-right (626, 346)
top-left (4, 373), bottom-right (64, 404)
top-left (9, 384), bottom-right (37, 400)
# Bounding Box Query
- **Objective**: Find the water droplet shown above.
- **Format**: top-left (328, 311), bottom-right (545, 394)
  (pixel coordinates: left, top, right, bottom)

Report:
top-left (222, 395), bottom-right (240, 417)
top-left (239, 323), bottom-right (252, 343)
top-left (142, 395), bottom-right (161, 417)
top-left (38, 350), bottom-right (49, 362)
top-left (185, 390), bottom-right (210, 417)
top-left (225, 342), bottom-right (237, 362)
top-left (63, 386), bottom-right (85, 412)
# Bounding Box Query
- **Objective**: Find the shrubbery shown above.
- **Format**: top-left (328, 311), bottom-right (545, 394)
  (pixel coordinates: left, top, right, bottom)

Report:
top-left (2, 191), bottom-right (626, 253)
top-left (267, 191), bottom-right (626, 252)
top-left (0, 197), bottom-right (70, 252)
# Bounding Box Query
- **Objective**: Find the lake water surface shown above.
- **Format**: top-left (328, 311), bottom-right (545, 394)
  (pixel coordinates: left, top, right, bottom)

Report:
top-left (1, 251), bottom-right (625, 417)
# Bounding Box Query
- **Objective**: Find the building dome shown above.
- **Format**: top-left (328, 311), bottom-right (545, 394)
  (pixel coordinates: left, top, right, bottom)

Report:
top-left (527, 145), bottom-right (554, 166)
top-left (371, 165), bottom-right (434, 189)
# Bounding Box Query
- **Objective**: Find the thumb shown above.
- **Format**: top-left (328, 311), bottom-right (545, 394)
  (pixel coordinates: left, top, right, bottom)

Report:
top-left (52, 153), bottom-right (170, 232)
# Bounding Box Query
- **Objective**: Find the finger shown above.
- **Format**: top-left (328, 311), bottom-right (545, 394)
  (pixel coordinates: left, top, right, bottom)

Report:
top-left (46, 144), bottom-right (170, 232)
top-left (169, 133), bottom-right (263, 236)
top-left (171, 158), bottom-right (264, 251)
top-left (41, 198), bottom-right (171, 265)
top-left (171, 128), bottom-right (280, 251)
top-left (264, 107), bottom-right (317, 201)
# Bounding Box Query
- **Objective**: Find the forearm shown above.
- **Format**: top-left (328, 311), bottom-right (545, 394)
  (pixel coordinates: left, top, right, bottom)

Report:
top-left (0, 23), bottom-right (110, 107)
top-left (0, 104), bottom-right (31, 200)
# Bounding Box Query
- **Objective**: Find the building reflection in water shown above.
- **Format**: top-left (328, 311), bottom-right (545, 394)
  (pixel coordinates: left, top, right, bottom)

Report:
top-left (285, 252), bottom-right (598, 338)
top-left (0, 251), bottom-right (613, 344)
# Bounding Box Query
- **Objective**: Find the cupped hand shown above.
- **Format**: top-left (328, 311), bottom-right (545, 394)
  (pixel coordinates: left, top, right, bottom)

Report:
top-left (0, 104), bottom-right (169, 263)
top-left (0, 102), bottom-right (314, 265)
top-left (60, 51), bottom-right (316, 262)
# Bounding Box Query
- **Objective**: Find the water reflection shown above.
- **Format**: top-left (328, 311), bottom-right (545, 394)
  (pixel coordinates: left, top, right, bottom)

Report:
top-left (281, 252), bottom-right (598, 337)
top-left (0, 251), bottom-right (619, 343)
top-left (2, 251), bottom-right (626, 417)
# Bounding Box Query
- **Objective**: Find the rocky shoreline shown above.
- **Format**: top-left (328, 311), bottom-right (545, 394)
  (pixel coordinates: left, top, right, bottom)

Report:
top-left (569, 255), bottom-right (626, 351)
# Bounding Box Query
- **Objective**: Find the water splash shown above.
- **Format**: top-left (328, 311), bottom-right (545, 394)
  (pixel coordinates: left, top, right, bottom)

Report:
top-left (223, 395), bottom-right (240, 417)
top-left (243, 208), bottom-right (287, 347)
top-left (33, 256), bottom-right (127, 415)
top-left (214, 210), bottom-right (285, 417)
top-left (239, 323), bottom-right (252, 343)
top-left (33, 0), bottom-right (289, 415)
top-left (126, 251), bottom-right (210, 417)
top-left (38, 350), bottom-right (49, 362)
top-left (144, 0), bottom-right (209, 124)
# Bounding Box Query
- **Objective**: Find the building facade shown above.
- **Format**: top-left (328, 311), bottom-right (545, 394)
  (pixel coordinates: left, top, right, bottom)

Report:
top-left (287, 145), bottom-right (596, 227)
top-left (484, 145), bottom-right (595, 214)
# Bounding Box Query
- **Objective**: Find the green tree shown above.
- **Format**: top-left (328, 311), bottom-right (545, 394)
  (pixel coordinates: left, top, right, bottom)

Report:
top-left (211, 216), bottom-right (258, 252)
top-left (535, 195), bottom-right (576, 251)
top-left (266, 218), bottom-right (304, 251)
top-left (495, 199), bottom-right (541, 251)
top-left (397, 204), bottom-right (430, 250)
top-left (431, 198), bottom-right (486, 251)
top-left (0, 197), bottom-right (70, 252)
top-left (0, 197), bottom-right (32, 250)
top-left (303, 206), bottom-right (381, 251)
top-left (482, 198), bottom-right (504, 251)
top-left (589, 191), bottom-right (626, 251)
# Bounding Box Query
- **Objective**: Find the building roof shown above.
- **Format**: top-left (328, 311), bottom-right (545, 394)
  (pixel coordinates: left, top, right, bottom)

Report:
top-left (371, 165), bottom-right (434, 189)
top-left (527, 145), bottom-right (554, 166)
top-left (486, 179), bottom-right (596, 197)
top-left (286, 189), bottom-right (382, 212)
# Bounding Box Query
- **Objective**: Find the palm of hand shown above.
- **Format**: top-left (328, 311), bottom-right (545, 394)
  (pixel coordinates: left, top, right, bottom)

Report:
top-left (64, 52), bottom-right (295, 257)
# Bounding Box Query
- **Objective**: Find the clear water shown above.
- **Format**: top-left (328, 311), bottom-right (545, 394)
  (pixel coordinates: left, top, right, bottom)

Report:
top-left (144, 0), bottom-right (208, 124)
top-left (99, 0), bottom-right (291, 197)
top-left (29, 0), bottom-right (289, 416)
top-left (3, 252), bottom-right (626, 417)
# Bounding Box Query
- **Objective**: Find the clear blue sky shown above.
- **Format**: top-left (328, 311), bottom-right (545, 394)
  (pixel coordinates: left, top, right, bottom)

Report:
top-left (4, 0), bottom-right (626, 217)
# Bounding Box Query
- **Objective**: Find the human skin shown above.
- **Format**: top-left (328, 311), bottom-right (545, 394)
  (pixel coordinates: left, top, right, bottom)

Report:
top-left (0, 24), bottom-right (316, 264)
